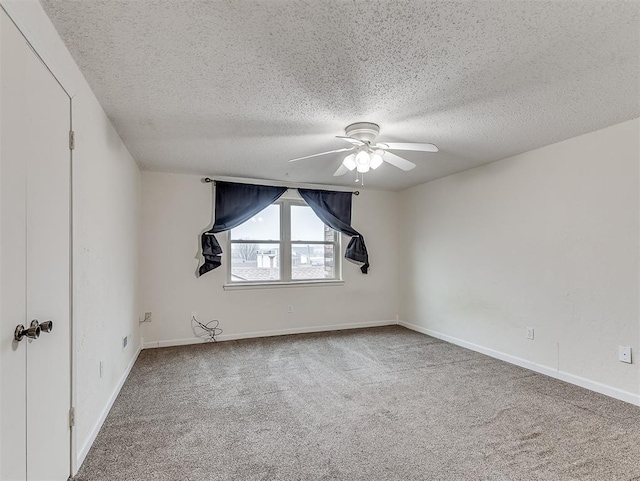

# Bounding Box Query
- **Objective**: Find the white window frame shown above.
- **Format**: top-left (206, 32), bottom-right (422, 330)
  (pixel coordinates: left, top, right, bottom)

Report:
top-left (224, 195), bottom-right (343, 290)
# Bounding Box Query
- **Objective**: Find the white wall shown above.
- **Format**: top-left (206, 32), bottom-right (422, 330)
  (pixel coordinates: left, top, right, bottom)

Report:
top-left (139, 171), bottom-right (399, 345)
top-left (0, 0), bottom-right (141, 471)
top-left (399, 119), bottom-right (640, 403)
top-left (71, 85), bottom-right (140, 465)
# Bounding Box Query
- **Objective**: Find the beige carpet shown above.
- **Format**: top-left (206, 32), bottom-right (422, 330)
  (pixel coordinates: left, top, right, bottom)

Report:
top-left (76, 326), bottom-right (640, 480)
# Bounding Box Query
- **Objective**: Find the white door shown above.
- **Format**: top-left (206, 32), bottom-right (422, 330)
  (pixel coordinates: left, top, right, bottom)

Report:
top-left (0, 9), bottom-right (71, 481)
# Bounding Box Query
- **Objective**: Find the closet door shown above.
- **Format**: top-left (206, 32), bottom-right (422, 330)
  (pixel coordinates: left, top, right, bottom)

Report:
top-left (23, 13), bottom-right (71, 480)
top-left (0, 9), bottom-right (71, 481)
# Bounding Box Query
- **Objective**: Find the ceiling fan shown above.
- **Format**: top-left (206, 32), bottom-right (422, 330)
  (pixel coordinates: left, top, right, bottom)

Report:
top-left (288, 122), bottom-right (438, 180)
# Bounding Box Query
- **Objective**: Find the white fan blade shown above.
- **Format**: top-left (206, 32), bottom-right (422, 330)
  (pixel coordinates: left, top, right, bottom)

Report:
top-left (377, 142), bottom-right (438, 152)
top-left (333, 164), bottom-right (349, 176)
top-left (336, 136), bottom-right (365, 146)
top-left (288, 147), bottom-right (354, 162)
top-left (383, 152), bottom-right (416, 171)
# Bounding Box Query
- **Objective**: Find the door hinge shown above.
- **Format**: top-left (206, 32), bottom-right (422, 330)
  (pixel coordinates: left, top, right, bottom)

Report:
top-left (69, 407), bottom-right (75, 427)
top-left (69, 130), bottom-right (75, 151)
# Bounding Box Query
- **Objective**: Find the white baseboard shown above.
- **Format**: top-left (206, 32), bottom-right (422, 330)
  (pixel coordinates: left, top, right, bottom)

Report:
top-left (398, 320), bottom-right (640, 407)
top-left (76, 342), bottom-right (143, 471)
top-left (142, 320), bottom-right (398, 349)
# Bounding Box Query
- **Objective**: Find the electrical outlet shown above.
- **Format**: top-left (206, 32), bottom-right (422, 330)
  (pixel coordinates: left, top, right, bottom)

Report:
top-left (144, 312), bottom-right (152, 322)
top-left (619, 346), bottom-right (632, 364)
top-left (122, 335), bottom-right (128, 350)
top-left (287, 305), bottom-right (293, 314)
top-left (99, 361), bottom-right (104, 378)
top-left (526, 327), bottom-right (534, 340)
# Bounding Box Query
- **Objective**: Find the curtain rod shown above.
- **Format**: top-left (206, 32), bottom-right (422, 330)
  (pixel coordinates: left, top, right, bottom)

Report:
top-left (202, 177), bottom-right (359, 195)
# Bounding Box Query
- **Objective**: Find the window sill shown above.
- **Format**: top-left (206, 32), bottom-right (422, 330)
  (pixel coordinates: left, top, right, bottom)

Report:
top-left (223, 280), bottom-right (344, 291)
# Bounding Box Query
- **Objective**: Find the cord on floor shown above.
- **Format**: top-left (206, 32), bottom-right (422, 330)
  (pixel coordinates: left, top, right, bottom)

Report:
top-left (191, 315), bottom-right (223, 342)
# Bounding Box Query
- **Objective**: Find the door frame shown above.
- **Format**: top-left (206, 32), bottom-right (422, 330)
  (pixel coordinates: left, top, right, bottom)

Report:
top-left (0, 3), bottom-right (76, 478)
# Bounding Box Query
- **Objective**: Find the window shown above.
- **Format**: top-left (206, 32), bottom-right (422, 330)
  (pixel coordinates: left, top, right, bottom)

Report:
top-left (228, 198), bottom-right (341, 285)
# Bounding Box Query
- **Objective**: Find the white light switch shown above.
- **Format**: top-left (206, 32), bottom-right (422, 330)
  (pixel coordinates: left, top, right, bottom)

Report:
top-left (619, 346), bottom-right (632, 364)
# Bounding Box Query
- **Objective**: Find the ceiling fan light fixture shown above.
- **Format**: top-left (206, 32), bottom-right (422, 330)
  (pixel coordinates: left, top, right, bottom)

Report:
top-left (356, 150), bottom-right (370, 166)
top-left (356, 163), bottom-right (370, 173)
top-left (370, 152), bottom-right (383, 169)
top-left (342, 153), bottom-right (356, 170)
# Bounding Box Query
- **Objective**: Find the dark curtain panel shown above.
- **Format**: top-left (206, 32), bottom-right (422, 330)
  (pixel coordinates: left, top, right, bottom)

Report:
top-left (199, 181), bottom-right (287, 276)
top-left (298, 188), bottom-right (369, 274)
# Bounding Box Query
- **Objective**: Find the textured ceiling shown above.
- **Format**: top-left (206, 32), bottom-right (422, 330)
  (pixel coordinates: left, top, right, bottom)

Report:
top-left (41, 0), bottom-right (639, 191)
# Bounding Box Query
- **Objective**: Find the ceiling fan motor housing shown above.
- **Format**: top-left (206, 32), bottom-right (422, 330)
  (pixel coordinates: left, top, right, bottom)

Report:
top-left (345, 122), bottom-right (380, 143)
